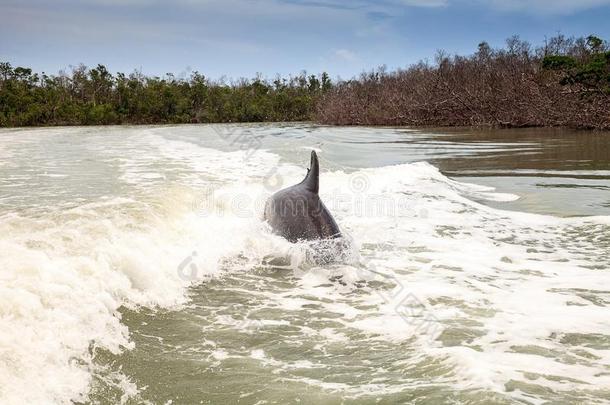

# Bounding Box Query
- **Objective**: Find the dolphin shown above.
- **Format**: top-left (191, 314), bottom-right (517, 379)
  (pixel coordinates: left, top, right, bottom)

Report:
top-left (264, 151), bottom-right (341, 243)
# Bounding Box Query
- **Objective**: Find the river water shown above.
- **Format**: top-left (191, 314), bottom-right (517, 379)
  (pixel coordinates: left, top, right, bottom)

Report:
top-left (0, 124), bottom-right (609, 404)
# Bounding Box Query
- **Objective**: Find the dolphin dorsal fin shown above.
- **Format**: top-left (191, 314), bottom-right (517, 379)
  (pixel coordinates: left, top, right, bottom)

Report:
top-left (303, 150), bottom-right (319, 194)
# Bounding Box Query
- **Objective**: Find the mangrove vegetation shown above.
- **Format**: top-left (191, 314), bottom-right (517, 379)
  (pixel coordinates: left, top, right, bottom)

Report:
top-left (318, 34), bottom-right (610, 129)
top-left (1, 34), bottom-right (609, 129)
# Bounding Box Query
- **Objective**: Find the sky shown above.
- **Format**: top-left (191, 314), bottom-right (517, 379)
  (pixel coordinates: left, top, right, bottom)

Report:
top-left (1, 0), bottom-right (610, 80)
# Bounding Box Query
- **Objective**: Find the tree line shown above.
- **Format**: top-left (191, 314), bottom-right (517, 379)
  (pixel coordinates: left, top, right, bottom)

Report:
top-left (1, 34), bottom-right (609, 129)
top-left (316, 34), bottom-right (610, 130)
top-left (0, 64), bottom-right (331, 126)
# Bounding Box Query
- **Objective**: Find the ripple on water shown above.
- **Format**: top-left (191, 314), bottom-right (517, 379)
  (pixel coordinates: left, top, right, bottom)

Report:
top-left (1, 125), bottom-right (609, 404)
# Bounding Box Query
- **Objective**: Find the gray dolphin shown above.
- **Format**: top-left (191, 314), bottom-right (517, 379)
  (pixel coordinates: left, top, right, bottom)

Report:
top-left (264, 151), bottom-right (341, 243)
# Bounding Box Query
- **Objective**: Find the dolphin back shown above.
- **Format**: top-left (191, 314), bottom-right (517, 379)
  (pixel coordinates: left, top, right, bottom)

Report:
top-left (264, 150), bottom-right (341, 242)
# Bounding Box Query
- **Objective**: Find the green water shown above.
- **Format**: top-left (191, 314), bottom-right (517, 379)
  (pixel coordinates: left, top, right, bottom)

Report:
top-left (0, 125), bottom-right (608, 405)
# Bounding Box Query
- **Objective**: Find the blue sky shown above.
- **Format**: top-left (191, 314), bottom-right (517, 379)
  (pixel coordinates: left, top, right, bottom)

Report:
top-left (1, 0), bottom-right (609, 80)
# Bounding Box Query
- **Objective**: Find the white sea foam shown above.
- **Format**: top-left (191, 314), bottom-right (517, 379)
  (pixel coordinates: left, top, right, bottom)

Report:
top-left (0, 127), bottom-right (608, 404)
top-left (0, 178), bottom-right (273, 402)
top-left (290, 164), bottom-right (609, 401)
top-left (210, 159), bottom-right (609, 401)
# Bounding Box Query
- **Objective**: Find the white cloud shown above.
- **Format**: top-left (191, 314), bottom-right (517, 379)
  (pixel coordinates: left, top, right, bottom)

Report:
top-left (479, 0), bottom-right (610, 14)
top-left (273, 0), bottom-right (610, 14)
top-left (334, 49), bottom-right (359, 62)
top-left (398, 0), bottom-right (448, 7)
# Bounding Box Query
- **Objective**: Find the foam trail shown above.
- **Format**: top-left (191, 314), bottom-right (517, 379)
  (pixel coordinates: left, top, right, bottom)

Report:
top-left (1, 127), bottom-right (609, 404)
top-left (0, 131), bottom-right (286, 403)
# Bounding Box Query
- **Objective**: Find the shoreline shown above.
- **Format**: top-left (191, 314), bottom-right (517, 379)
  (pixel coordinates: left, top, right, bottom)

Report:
top-left (2, 121), bottom-right (610, 133)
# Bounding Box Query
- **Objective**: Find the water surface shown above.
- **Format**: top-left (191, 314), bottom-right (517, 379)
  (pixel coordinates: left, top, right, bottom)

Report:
top-left (0, 124), bottom-right (608, 404)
